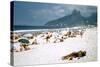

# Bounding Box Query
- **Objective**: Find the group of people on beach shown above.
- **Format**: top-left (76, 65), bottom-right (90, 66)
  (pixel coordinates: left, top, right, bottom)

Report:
top-left (11, 28), bottom-right (85, 52)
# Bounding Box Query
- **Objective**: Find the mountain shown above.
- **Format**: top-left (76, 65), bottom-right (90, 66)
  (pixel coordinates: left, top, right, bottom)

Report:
top-left (45, 10), bottom-right (97, 27)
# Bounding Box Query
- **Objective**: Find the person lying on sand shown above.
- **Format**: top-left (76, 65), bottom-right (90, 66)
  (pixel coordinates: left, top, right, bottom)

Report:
top-left (62, 50), bottom-right (86, 60)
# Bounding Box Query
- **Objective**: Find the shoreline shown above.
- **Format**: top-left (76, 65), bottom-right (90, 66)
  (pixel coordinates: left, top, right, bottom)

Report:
top-left (12, 26), bottom-right (96, 33)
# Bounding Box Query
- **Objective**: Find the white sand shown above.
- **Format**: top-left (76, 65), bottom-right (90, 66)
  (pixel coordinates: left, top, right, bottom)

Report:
top-left (13, 27), bottom-right (97, 66)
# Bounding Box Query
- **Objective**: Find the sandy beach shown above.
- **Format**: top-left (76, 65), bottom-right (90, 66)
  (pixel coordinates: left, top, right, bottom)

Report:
top-left (12, 27), bottom-right (97, 66)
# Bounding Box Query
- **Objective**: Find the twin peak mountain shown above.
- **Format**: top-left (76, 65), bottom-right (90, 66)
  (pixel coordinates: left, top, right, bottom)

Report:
top-left (45, 10), bottom-right (97, 27)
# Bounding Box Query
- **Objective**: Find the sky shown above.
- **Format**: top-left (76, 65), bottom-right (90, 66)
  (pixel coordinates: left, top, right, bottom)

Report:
top-left (13, 1), bottom-right (97, 26)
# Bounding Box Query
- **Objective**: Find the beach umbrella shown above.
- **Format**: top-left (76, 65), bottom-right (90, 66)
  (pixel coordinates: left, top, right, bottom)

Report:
top-left (18, 39), bottom-right (29, 44)
top-left (23, 33), bottom-right (33, 37)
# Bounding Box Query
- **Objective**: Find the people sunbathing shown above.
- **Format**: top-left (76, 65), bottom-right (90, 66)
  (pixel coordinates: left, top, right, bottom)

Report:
top-left (62, 50), bottom-right (86, 60)
top-left (11, 28), bottom-right (86, 52)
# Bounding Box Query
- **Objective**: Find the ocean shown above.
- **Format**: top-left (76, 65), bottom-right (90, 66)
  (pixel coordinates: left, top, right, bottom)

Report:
top-left (12, 25), bottom-right (66, 31)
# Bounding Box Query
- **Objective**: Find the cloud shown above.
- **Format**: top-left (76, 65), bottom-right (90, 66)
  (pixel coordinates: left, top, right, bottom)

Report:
top-left (15, 2), bottom-right (97, 26)
top-left (61, 5), bottom-right (97, 16)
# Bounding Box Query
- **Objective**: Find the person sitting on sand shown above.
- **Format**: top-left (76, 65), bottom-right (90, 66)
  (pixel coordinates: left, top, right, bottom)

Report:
top-left (44, 32), bottom-right (52, 43)
top-left (31, 37), bottom-right (37, 44)
top-left (67, 31), bottom-right (72, 37)
top-left (11, 32), bottom-right (21, 43)
top-left (20, 44), bottom-right (30, 51)
top-left (58, 35), bottom-right (64, 42)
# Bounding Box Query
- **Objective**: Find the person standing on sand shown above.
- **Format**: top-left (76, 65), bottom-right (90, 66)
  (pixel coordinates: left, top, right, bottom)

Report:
top-left (80, 30), bottom-right (84, 38)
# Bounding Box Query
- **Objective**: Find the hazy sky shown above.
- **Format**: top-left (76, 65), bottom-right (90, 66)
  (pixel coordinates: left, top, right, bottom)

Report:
top-left (13, 1), bottom-right (97, 26)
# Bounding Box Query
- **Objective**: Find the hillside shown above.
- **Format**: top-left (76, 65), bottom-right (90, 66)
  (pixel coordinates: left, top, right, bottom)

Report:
top-left (45, 10), bottom-right (97, 27)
